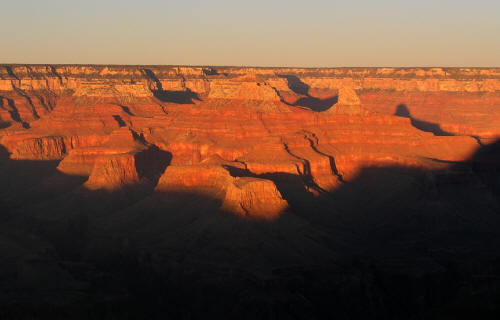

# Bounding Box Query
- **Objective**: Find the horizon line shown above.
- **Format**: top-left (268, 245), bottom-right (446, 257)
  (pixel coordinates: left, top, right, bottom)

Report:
top-left (1, 63), bottom-right (499, 69)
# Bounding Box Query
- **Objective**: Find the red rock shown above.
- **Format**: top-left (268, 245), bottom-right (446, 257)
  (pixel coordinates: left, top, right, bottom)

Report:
top-left (156, 156), bottom-right (288, 219)
top-left (0, 64), bottom-right (497, 218)
top-left (221, 177), bottom-right (288, 220)
top-left (327, 87), bottom-right (368, 115)
top-left (84, 153), bottom-right (140, 191)
top-left (337, 87), bottom-right (361, 106)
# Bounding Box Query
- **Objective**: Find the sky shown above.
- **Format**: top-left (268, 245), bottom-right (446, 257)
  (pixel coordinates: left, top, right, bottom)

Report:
top-left (1, 0), bottom-right (499, 67)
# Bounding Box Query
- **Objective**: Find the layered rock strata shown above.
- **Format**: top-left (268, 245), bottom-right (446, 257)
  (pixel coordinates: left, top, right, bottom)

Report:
top-left (1, 65), bottom-right (498, 218)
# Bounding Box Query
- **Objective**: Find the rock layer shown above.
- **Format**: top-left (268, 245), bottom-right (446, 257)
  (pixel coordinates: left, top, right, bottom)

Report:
top-left (1, 65), bottom-right (498, 219)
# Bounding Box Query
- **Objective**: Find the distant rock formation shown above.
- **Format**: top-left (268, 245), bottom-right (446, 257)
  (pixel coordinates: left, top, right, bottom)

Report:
top-left (337, 86), bottom-right (361, 106)
top-left (1, 64), bottom-right (497, 219)
top-left (326, 86), bottom-right (367, 115)
top-left (155, 156), bottom-right (288, 219)
top-left (222, 177), bottom-right (288, 220)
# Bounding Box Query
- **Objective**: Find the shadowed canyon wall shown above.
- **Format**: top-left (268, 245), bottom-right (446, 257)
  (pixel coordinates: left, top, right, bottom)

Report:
top-left (1, 65), bottom-right (500, 319)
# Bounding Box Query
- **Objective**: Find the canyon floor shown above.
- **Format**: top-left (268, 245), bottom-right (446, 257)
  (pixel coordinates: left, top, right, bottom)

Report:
top-left (1, 65), bottom-right (500, 319)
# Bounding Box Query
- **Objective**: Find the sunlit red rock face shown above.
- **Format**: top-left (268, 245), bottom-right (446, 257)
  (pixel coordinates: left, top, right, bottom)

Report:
top-left (1, 65), bottom-right (499, 219)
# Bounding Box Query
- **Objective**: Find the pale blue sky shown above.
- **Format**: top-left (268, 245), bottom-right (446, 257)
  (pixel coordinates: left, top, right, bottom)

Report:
top-left (1, 0), bottom-right (499, 66)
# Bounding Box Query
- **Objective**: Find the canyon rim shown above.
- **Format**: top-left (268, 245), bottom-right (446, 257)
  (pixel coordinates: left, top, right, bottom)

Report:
top-left (1, 65), bottom-right (500, 319)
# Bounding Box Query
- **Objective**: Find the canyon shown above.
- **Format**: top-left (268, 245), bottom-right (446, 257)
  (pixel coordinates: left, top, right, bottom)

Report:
top-left (1, 65), bottom-right (500, 319)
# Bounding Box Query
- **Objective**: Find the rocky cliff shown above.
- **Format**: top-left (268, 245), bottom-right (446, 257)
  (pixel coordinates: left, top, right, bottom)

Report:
top-left (2, 65), bottom-right (500, 318)
top-left (1, 65), bottom-right (498, 218)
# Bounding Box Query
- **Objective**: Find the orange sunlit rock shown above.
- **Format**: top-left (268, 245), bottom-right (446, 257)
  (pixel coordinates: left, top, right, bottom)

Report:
top-left (222, 177), bottom-right (288, 220)
top-left (1, 65), bottom-right (498, 219)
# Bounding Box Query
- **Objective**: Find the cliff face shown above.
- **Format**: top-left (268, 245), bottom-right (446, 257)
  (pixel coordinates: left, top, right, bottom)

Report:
top-left (3, 65), bottom-right (500, 318)
top-left (0, 65), bottom-right (498, 218)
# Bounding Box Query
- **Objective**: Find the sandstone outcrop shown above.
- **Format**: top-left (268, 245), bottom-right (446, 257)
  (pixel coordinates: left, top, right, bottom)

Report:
top-left (3, 65), bottom-right (500, 319)
top-left (155, 156), bottom-right (288, 219)
top-left (0, 64), bottom-right (497, 218)
top-left (222, 177), bottom-right (288, 220)
top-left (84, 153), bottom-right (140, 191)
top-left (326, 86), bottom-right (368, 115)
top-left (337, 86), bottom-right (361, 106)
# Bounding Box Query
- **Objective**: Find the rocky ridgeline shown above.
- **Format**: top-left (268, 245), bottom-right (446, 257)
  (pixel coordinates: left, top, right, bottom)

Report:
top-left (0, 65), bottom-right (498, 219)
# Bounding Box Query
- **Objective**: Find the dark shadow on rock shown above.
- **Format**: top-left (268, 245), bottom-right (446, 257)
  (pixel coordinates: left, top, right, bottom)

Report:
top-left (35, 93), bottom-right (55, 113)
top-left (293, 95), bottom-right (338, 112)
top-left (112, 103), bottom-right (134, 116)
top-left (202, 67), bottom-right (228, 77)
top-left (0, 145), bottom-right (88, 226)
top-left (279, 75), bottom-right (310, 95)
top-left (279, 75), bottom-right (338, 112)
top-left (301, 130), bottom-right (345, 182)
top-left (0, 96), bottom-right (30, 128)
top-left (134, 146), bottom-right (172, 186)
top-left (223, 165), bottom-right (318, 213)
top-left (1, 138), bottom-right (500, 318)
top-left (143, 68), bottom-right (201, 104)
top-left (4, 65), bottom-right (19, 80)
top-left (112, 115), bottom-right (126, 127)
top-left (49, 65), bottom-right (63, 85)
top-left (116, 104), bottom-right (134, 116)
top-left (0, 121), bottom-right (10, 129)
top-left (0, 144), bottom-right (9, 166)
top-left (153, 89), bottom-right (200, 104)
top-left (468, 139), bottom-right (500, 196)
top-left (12, 86), bottom-right (40, 120)
top-left (395, 104), bottom-right (454, 136)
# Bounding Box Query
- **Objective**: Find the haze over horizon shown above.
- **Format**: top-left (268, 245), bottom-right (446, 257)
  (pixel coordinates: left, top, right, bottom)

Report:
top-left (1, 0), bottom-right (499, 67)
